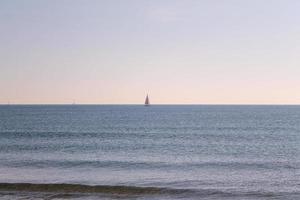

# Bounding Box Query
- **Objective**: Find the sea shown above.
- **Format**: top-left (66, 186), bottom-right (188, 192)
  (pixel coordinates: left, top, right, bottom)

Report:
top-left (0, 105), bottom-right (299, 200)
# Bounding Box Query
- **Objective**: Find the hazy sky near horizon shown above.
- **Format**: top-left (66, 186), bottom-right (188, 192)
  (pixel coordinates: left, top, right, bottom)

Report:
top-left (1, 0), bottom-right (300, 104)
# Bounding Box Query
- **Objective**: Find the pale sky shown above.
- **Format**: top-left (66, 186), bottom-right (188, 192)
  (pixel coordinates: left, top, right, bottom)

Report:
top-left (1, 0), bottom-right (300, 104)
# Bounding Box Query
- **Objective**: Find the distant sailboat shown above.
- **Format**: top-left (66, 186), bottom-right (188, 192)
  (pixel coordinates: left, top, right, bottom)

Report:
top-left (145, 94), bottom-right (150, 106)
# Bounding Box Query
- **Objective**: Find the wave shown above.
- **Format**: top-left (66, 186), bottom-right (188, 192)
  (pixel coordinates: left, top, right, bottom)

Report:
top-left (0, 182), bottom-right (297, 198)
top-left (0, 182), bottom-right (196, 196)
top-left (2, 159), bottom-right (298, 170)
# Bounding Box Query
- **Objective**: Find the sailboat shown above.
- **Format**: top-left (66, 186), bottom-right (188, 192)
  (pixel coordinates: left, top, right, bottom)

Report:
top-left (144, 94), bottom-right (150, 106)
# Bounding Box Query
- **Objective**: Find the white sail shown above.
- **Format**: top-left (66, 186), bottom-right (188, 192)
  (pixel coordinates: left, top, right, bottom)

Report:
top-left (145, 95), bottom-right (150, 106)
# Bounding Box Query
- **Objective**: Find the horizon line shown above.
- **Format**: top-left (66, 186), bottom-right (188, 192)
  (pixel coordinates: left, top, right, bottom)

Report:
top-left (1, 103), bottom-right (300, 106)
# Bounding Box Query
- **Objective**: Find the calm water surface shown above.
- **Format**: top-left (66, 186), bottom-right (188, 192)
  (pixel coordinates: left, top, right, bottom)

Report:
top-left (0, 105), bottom-right (299, 199)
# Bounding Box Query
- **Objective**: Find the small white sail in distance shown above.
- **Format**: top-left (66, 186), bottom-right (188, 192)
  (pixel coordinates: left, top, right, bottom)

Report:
top-left (145, 94), bottom-right (150, 106)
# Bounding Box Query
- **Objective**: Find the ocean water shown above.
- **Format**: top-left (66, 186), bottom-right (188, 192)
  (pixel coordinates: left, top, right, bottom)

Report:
top-left (0, 105), bottom-right (299, 200)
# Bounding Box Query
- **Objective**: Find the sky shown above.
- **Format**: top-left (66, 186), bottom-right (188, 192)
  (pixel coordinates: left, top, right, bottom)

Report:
top-left (0, 0), bottom-right (300, 104)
